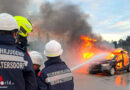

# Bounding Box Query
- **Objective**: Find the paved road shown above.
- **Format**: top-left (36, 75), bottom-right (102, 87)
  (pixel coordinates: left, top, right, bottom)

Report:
top-left (73, 71), bottom-right (130, 90)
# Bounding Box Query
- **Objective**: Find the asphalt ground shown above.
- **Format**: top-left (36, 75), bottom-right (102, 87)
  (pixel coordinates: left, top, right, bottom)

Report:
top-left (73, 71), bottom-right (130, 90)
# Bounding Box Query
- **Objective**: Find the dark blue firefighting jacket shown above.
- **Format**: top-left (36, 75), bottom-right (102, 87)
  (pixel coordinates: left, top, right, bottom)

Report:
top-left (38, 57), bottom-right (74, 90)
top-left (0, 34), bottom-right (37, 90)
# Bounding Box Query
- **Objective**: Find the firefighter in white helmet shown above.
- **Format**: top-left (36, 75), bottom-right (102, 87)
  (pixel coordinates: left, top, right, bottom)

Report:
top-left (38, 40), bottom-right (74, 90)
top-left (29, 51), bottom-right (44, 77)
top-left (0, 13), bottom-right (37, 90)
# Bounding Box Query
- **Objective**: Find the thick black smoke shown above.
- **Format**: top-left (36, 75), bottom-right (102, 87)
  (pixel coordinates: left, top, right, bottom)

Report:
top-left (0, 0), bottom-right (29, 16)
top-left (38, 2), bottom-right (98, 43)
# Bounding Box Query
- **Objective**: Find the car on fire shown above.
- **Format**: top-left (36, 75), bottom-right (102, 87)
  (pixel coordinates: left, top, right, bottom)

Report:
top-left (89, 48), bottom-right (130, 75)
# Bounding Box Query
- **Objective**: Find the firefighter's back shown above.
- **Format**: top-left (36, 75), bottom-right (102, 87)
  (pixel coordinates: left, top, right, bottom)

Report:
top-left (0, 35), bottom-right (26, 90)
top-left (38, 57), bottom-right (74, 90)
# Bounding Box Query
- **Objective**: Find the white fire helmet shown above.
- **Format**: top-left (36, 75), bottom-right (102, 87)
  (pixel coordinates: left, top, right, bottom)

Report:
top-left (44, 40), bottom-right (63, 57)
top-left (29, 51), bottom-right (44, 65)
top-left (0, 13), bottom-right (18, 31)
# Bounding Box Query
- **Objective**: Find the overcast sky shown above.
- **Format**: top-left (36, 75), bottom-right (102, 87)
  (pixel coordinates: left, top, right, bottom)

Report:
top-left (31, 0), bottom-right (130, 42)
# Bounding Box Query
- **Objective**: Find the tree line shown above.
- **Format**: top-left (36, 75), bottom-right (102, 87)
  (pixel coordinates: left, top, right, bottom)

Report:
top-left (113, 36), bottom-right (130, 53)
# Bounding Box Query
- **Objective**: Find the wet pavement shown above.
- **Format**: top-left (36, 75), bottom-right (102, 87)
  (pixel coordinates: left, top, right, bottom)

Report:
top-left (74, 72), bottom-right (130, 90)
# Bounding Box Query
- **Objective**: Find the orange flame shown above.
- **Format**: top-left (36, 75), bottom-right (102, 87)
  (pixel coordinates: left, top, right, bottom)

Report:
top-left (80, 36), bottom-right (97, 61)
top-left (115, 75), bottom-right (126, 86)
top-left (107, 48), bottom-right (129, 69)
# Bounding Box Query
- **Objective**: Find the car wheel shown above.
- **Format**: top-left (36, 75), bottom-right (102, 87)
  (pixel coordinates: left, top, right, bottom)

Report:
top-left (109, 67), bottom-right (115, 76)
top-left (127, 65), bottom-right (130, 72)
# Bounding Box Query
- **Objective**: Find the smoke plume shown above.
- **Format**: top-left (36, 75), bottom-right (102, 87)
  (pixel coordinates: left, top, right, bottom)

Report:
top-left (0, 0), bottom-right (29, 16)
top-left (37, 2), bottom-right (99, 44)
top-left (34, 2), bottom-right (114, 68)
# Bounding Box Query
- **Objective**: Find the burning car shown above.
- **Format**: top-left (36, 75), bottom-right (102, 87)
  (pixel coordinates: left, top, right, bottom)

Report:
top-left (89, 48), bottom-right (130, 75)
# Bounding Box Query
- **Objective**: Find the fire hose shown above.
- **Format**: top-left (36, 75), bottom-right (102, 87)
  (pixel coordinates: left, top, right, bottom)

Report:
top-left (71, 53), bottom-right (108, 71)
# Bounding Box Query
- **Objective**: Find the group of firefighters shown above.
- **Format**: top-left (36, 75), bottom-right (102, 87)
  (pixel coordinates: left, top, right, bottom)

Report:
top-left (0, 13), bottom-right (74, 90)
